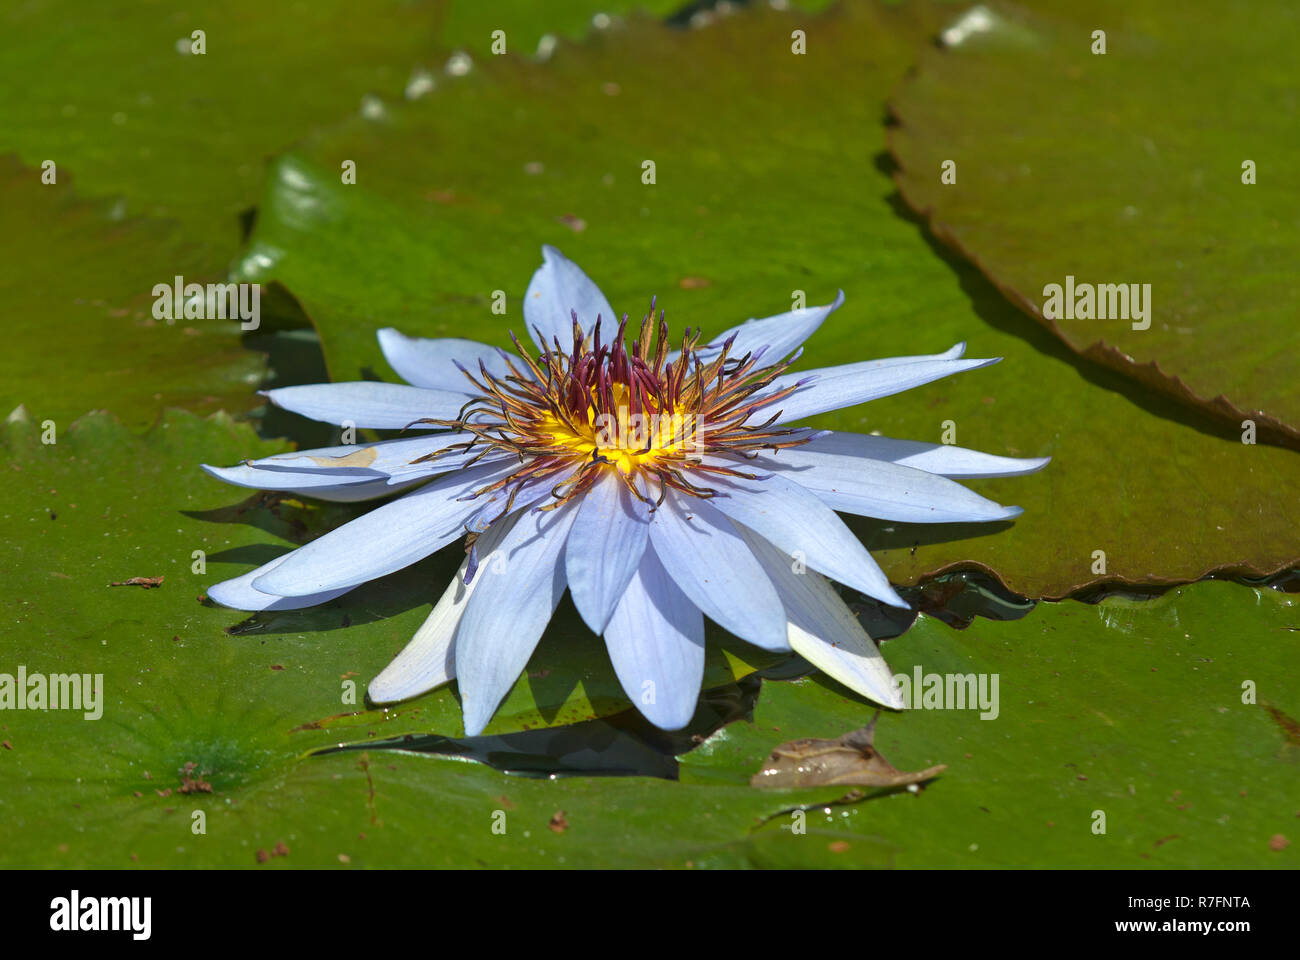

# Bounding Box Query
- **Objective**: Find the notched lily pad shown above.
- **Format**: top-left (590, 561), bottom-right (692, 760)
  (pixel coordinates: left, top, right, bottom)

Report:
top-left (891, 0), bottom-right (1300, 442)
top-left (750, 714), bottom-right (946, 789)
top-left (0, 157), bottom-right (265, 429)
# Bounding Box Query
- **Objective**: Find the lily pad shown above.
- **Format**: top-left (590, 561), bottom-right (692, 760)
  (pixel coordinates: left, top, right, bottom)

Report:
top-left (0, 0), bottom-right (446, 254)
top-left (0, 156), bottom-right (265, 429)
top-left (889, 0), bottom-right (1300, 442)
top-left (229, 0), bottom-right (1300, 598)
top-left (435, 1), bottom-right (683, 60)
top-left (0, 407), bottom-right (814, 866)
top-left (0, 0), bottom-right (761, 258)
top-left (3, 406), bottom-right (1292, 876)
top-left (682, 580), bottom-right (1300, 868)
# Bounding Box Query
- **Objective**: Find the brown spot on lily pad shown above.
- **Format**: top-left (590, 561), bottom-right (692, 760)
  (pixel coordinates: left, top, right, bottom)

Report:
top-left (178, 762), bottom-right (212, 795)
top-left (1269, 834), bottom-right (1290, 851)
top-left (109, 576), bottom-right (163, 588)
top-left (548, 810), bottom-right (569, 834)
top-left (1264, 703), bottom-right (1300, 746)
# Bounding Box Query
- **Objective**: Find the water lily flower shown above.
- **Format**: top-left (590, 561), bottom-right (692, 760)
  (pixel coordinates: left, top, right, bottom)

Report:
top-left (203, 247), bottom-right (1046, 734)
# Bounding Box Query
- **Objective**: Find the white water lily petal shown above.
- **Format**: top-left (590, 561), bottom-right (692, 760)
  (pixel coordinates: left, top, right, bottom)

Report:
top-left (745, 448), bottom-right (1024, 524)
top-left (207, 551), bottom-right (356, 612)
top-left (759, 351), bottom-right (998, 425)
top-left (253, 431), bottom-right (501, 481)
top-left (203, 434), bottom-right (506, 495)
top-left (234, 434), bottom-right (471, 475)
top-left (204, 461), bottom-right (383, 501)
top-left (367, 512), bottom-right (522, 704)
top-left (252, 458), bottom-right (518, 596)
top-left (702, 469), bottom-right (908, 608)
top-left (455, 502), bottom-right (580, 736)
top-left (377, 329), bottom-right (516, 393)
top-left (800, 430), bottom-right (1051, 479)
top-left (648, 492), bottom-right (789, 650)
top-left (523, 244), bottom-right (618, 351)
top-left (604, 546), bottom-right (705, 730)
top-left (565, 472), bottom-right (651, 634)
top-left (260, 381), bottom-right (467, 429)
top-left (739, 527), bottom-right (904, 709)
top-left (202, 469), bottom-right (423, 503)
top-left (695, 290), bottom-right (844, 368)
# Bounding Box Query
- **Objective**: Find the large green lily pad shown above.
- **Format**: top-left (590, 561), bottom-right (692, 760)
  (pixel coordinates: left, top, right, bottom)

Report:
top-left (0, 0), bottom-right (747, 259)
top-left (2, 404), bottom-right (1293, 873)
top-left (0, 156), bottom-right (265, 430)
top-left (889, 0), bottom-right (1300, 443)
top-left (228, 0), bottom-right (1300, 598)
top-left (686, 581), bottom-right (1300, 867)
top-left (0, 407), bottom-right (819, 867)
top-left (0, 406), bottom-right (774, 739)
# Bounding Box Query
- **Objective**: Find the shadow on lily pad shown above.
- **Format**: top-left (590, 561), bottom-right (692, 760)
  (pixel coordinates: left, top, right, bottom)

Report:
top-left (313, 675), bottom-right (763, 780)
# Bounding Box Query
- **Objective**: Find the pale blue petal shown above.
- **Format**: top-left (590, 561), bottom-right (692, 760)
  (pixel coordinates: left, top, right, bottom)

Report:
top-left (383, 447), bottom-right (512, 486)
top-left (739, 448), bottom-right (1024, 524)
top-left (738, 527), bottom-right (903, 710)
top-left (604, 546), bottom-right (705, 730)
top-left (237, 434), bottom-right (468, 475)
top-left (367, 512), bottom-right (522, 704)
top-left (695, 290), bottom-right (844, 369)
top-left (207, 551), bottom-right (356, 612)
top-left (703, 470), bottom-right (908, 609)
top-left (565, 472), bottom-right (651, 633)
top-left (203, 462), bottom-right (382, 501)
top-left (523, 245), bottom-right (617, 351)
top-left (204, 469), bottom-right (423, 503)
top-left (201, 435), bottom-right (507, 499)
top-left (647, 492), bottom-right (789, 650)
top-left (377, 329), bottom-right (515, 393)
top-left (455, 502), bottom-right (580, 736)
top-left (797, 430), bottom-right (1051, 479)
top-left (757, 350), bottom-right (998, 425)
top-left (202, 456), bottom-right (424, 503)
top-left (252, 459), bottom-right (519, 596)
top-left (260, 381), bottom-right (467, 429)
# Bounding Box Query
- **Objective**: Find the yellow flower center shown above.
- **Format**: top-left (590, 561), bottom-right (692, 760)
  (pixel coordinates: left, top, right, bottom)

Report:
top-left (420, 303), bottom-right (812, 511)
top-left (540, 385), bottom-right (697, 475)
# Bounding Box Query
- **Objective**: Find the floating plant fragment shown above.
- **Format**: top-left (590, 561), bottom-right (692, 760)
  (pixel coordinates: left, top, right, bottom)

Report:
top-left (750, 714), bottom-right (947, 790)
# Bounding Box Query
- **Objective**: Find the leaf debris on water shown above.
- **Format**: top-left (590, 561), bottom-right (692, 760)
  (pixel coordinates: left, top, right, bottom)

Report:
top-left (750, 713), bottom-right (946, 790)
top-left (108, 575), bottom-right (163, 588)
